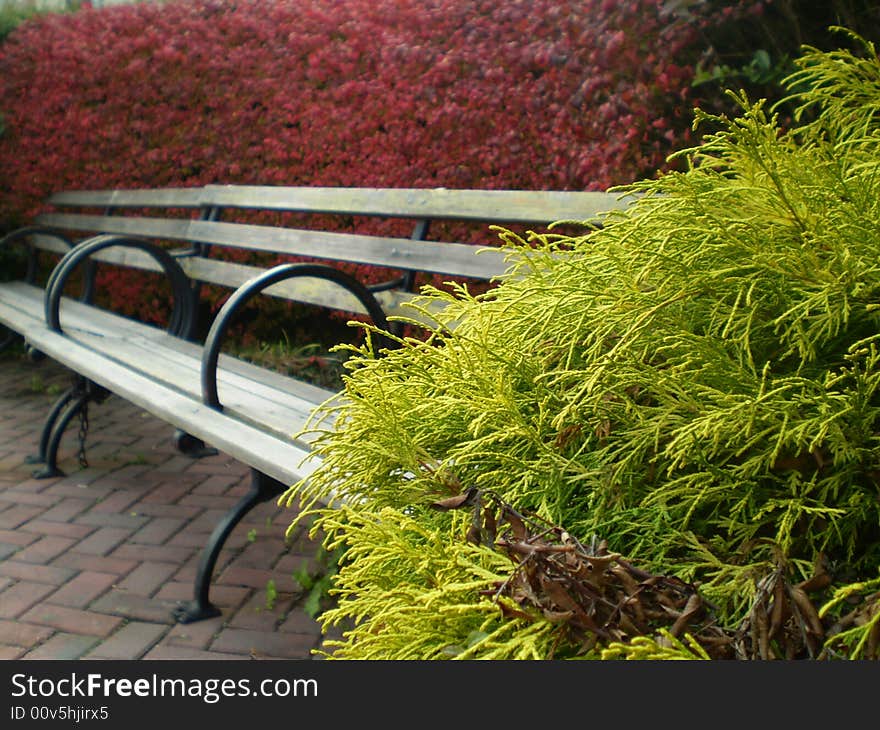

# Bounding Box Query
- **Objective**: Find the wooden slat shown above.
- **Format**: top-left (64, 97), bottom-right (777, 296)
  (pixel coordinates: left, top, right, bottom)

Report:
top-left (203, 185), bottom-right (635, 223)
top-left (49, 188), bottom-right (206, 209)
top-left (34, 213), bottom-right (511, 279)
top-left (47, 185), bottom-right (638, 224)
top-left (28, 235), bottom-right (69, 255)
top-left (70, 328), bottom-right (329, 443)
top-left (37, 335), bottom-right (319, 486)
top-left (0, 287), bottom-right (333, 456)
top-left (184, 219), bottom-right (510, 279)
top-left (61, 297), bottom-right (336, 413)
top-left (181, 257), bottom-right (433, 320)
top-left (0, 283), bottom-right (50, 327)
top-left (31, 232), bottom-right (182, 270)
top-left (35, 213), bottom-right (195, 239)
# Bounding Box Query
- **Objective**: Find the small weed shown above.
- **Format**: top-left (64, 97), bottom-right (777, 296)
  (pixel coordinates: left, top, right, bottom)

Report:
top-left (291, 545), bottom-right (345, 618)
top-left (247, 528), bottom-right (257, 543)
top-left (265, 579), bottom-right (277, 611)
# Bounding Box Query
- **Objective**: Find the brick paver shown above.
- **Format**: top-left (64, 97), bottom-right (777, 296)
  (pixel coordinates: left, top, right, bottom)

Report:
top-left (0, 619), bottom-right (53, 647)
top-left (0, 354), bottom-right (327, 660)
top-left (84, 621), bottom-right (168, 660)
top-left (47, 571), bottom-right (119, 609)
top-left (116, 561), bottom-right (180, 596)
top-left (14, 535), bottom-right (79, 564)
top-left (209, 627), bottom-right (319, 659)
top-left (71, 526), bottom-right (136, 556)
top-left (22, 633), bottom-right (101, 660)
top-left (18, 519), bottom-right (95, 540)
top-left (18, 603), bottom-right (125, 637)
top-left (0, 581), bottom-right (56, 619)
top-left (0, 528), bottom-right (38, 546)
top-left (0, 560), bottom-right (78, 586)
top-left (89, 589), bottom-right (182, 624)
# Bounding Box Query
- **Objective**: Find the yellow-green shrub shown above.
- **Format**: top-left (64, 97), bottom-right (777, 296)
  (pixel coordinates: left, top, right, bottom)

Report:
top-left (284, 32), bottom-right (880, 660)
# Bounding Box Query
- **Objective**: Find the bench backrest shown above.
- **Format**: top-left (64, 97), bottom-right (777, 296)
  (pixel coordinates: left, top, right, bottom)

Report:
top-left (29, 185), bottom-right (635, 318)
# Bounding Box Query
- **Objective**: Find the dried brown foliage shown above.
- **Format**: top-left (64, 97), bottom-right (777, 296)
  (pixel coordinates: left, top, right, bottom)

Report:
top-left (432, 489), bottom-right (869, 660)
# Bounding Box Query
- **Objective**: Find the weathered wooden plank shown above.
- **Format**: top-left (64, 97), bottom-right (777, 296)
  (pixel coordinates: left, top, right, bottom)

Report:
top-left (34, 213), bottom-right (512, 279)
top-left (49, 188), bottom-right (206, 209)
top-left (70, 327), bottom-right (329, 443)
top-left (35, 287), bottom-right (331, 408)
top-left (0, 283), bottom-right (45, 331)
top-left (179, 257), bottom-right (422, 318)
top-left (48, 185), bottom-right (637, 223)
top-left (35, 213), bottom-right (195, 239)
top-left (203, 185), bottom-right (636, 223)
top-left (1, 282), bottom-right (323, 402)
top-left (29, 235), bottom-right (70, 255)
top-left (184, 219), bottom-right (510, 278)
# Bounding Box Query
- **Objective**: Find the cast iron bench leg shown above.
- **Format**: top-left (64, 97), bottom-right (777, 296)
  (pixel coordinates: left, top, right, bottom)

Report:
top-left (25, 385), bottom-right (78, 474)
top-left (26, 376), bottom-right (108, 479)
top-left (171, 468), bottom-right (287, 623)
top-left (29, 393), bottom-right (88, 479)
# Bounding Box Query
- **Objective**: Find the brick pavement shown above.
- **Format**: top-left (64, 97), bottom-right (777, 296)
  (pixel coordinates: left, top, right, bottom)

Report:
top-left (0, 351), bottom-right (332, 660)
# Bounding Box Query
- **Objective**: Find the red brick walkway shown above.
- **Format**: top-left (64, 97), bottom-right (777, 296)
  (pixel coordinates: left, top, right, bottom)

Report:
top-left (0, 352), bottom-right (330, 660)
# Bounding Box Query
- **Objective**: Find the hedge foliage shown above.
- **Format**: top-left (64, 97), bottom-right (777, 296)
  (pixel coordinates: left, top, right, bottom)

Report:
top-left (0, 0), bottom-right (703, 221)
top-left (0, 0), bottom-right (713, 326)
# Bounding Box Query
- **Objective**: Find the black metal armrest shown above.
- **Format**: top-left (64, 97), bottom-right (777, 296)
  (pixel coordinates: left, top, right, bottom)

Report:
top-left (0, 226), bottom-right (78, 353)
top-left (201, 262), bottom-right (397, 411)
top-left (44, 234), bottom-right (197, 341)
top-left (0, 225), bottom-right (76, 285)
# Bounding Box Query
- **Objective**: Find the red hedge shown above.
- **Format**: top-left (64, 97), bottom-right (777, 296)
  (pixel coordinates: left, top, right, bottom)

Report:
top-left (0, 0), bottom-right (709, 327)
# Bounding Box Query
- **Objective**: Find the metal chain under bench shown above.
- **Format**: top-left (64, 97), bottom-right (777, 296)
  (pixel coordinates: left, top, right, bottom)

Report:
top-left (0, 184), bottom-right (633, 623)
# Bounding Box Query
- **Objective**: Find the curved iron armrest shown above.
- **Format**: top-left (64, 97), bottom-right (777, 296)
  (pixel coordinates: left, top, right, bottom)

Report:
top-left (44, 234), bottom-right (197, 341)
top-left (0, 226), bottom-right (79, 353)
top-left (0, 225), bottom-right (79, 284)
top-left (201, 262), bottom-right (399, 411)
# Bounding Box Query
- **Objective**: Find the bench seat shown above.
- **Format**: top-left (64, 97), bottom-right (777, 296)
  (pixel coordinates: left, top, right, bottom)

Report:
top-left (0, 281), bottom-right (329, 486)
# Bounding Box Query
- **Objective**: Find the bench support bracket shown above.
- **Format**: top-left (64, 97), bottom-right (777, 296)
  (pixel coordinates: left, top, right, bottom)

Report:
top-left (171, 468), bottom-right (286, 624)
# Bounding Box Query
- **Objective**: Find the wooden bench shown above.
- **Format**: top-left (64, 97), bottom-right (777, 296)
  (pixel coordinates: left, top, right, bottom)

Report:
top-left (0, 184), bottom-right (633, 623)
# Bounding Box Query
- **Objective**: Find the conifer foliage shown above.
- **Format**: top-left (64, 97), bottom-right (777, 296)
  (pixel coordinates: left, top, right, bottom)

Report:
top-left (286, 33), bottom-right (880, 660)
